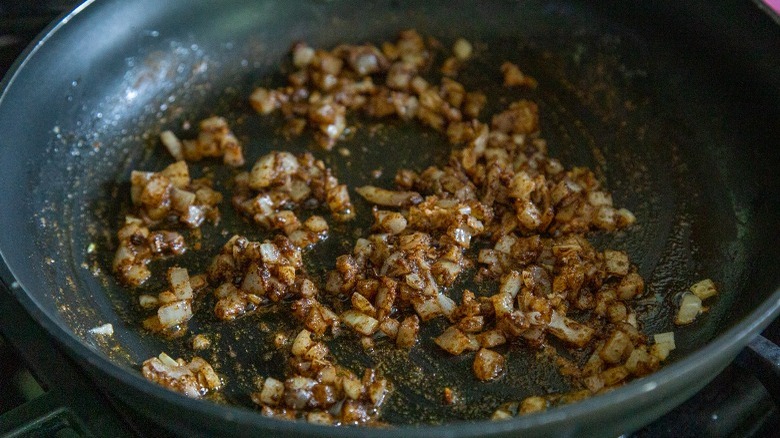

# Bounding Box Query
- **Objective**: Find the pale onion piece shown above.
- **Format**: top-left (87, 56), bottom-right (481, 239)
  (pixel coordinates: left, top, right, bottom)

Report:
top-left (626, 312), bottom-right (638, 328)
top-left (89, 323), bottom-right (114, 336)
top-left (214, 282), bottom-right (237, 299)
top-left (519, 396), bottom-right (548, 414)
top-left (477, 330), bottom-right (507, 348)
top-left (601, 365), bottom-right (630, 386)
top-left (500, 271), bottom-right (522, 298)
top-left (248, 154), bottom-right (277, 190)
top-left (160, 130), bottom-right (184, 161)
top-left (355, 185), bottom-right (423, 207)
top-left (342, 375), bottom-right (363, 400)
top-left (277, 266), bottom-right (296, 285)
top-left (690, 279), bottom-right (718, 300)
top-left (158, 300), bottom-right (192, 328)
top-left (168, 267), bottom-right (193, 300)
top-left (412, 297), bottom-right (442, 321)
top-left (124, 264), bottom-right (152, 287)
top-left (170, 187), bottom-right (196, 213)
top-left (625, 348), bottom-right (656, 376)
top-left (260, 377), bottom-right (285, 406)
top-left (142, 315), bottom-right (163, 332)
top-left (351, 293), bottom-right (376, 316)
top-left (249, 151), bottom-right (299, 190)
top-left (249, 88), bottom-right (278, 115)
top-left (291, 329), bottom-right (313, 357)
top-left (306, 412), bottom-right (334, 425)
top-left (304, 215), bottom-right (329, 234)
top-left (181, 206), bottom-right (205, 228)
top-left (221, 135), bottom-right (245, 167)
top-left (437, 292), bottom-right (457, 318)
top-left (434, 326), bottom-right (472, 355)
top-left (492, 409), bottom-right (513, 421)
top-left (453, 38), bottom-right (473, 61)
top-left (599, 330), bottom-right (632, 364)
top-left (396, 315), bottom-right (419, 348)
top-left (259, 243), bottom-right (280, 264)
top-left (547, 310), bottom-right (595, 348)
top-left (594, 206), bottom-right (617, 230)
top-left (192, 334), bottom-right (211, 350)
top-left (651, 332), bottom-right (676, 361)
top-left (353, 238), bottom-right (373, 258)
top-left (466, 334), bottom-right (480, 352)
top-left (675, 293), bottom-right (703, 325)
top-left (155, 291), bottom-right (177, 306)
top-left (318, 305), bottom-right (339, 325)
top-left (241, 265), bottom-right (265, 296)
top-left (405, 272), bottom-right (425, 290)
top-left (478, 249), bottom-right (499, 266)
top-left (376, 210), bottom-right (407, 234)
top-left (451, 227), bottom-right (472, 247)
top-left (304, 342), bottom-right (329, 361)
top-left (473, 348), bottom-right (505, 381)
top-left (285, 376), bottom-right (317, 391)
top-left (617, 273), bottom-right (645, 300)
top-left (160, 161), bottom-right (191, 189)
top-left (300, 278), bottom-right (318, 298)
top-left (653, 332), bottom-right (676, 350)
top-left (129, 171), bottom-right (152, 205)
top-left (368, 378), bottom-right (389, 406)
top-left (112, 243), bottom-right (135, 270)
top-left (158, 352), bottom-right (179, 368)
top-left (583, 374), bottom-right (605, 393)
top-left (651, 343), bottom-right (672, 361)
top-left (292, 44), bottom-right (315, 68)
top-left (491, 292), bottom-right (513, 318)
top-left (494, 234), bottom-right (517, 254)
top-left (617, 208), bottom-right (637, 227)
top-left (341, 310), bottom-right (379, 336)
top-left (288, 179), bottom-right (313, 203)
top-left (189, 357), bottom-right (221, 390)
top-left (509, 171), bottom-right (535, 200)
top-left (604, 250), bottom-right (630, 277)
top-left (433, 260), bottom-right (462, 285)
top-left (194, 186), bottom-right (222, 206)
top-left (516, 200), bottom-right (542, 229)
top-left (285, 376), bottom-right (316, 409)
top-left (139, 294), bottom-right (159, 309)
top-left (380, 318), bottom-right (400, 339)
top-left (317, 366), bottom-right (337, 385)
top-left (587, 191), bottom-right (613, 207)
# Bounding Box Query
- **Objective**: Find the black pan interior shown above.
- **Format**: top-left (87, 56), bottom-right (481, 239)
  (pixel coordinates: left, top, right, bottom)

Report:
top-left (0, 0), bottom-right (778, 430)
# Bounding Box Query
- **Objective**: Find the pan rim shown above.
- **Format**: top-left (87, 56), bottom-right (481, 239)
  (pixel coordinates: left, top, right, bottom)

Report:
top-left (2, 0), bottom-right (780, 435)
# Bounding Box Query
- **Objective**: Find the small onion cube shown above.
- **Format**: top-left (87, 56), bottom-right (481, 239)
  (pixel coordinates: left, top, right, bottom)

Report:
top-left (341, 310), bottom-right (379, 336)
top-left (157, 300), bottom-right (192, 328)
top-left (434, 326), bottom-right (472, 355)
top-left (675, 293), bottom-right (702, 325)
top-left (690, 279), bottom-right (717, 300)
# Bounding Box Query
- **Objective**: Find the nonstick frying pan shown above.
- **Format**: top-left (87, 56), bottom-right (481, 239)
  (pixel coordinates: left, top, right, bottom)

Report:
top-left (1, 0), bottom-right (779, 436)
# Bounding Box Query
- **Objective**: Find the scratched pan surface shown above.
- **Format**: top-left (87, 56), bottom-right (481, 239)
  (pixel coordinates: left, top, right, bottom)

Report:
top-left (0, 0), bottom-right (778, 436)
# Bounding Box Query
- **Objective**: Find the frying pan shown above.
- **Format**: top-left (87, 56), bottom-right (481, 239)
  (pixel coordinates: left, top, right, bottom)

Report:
top-left (1, 0), bottom-right (779, 436)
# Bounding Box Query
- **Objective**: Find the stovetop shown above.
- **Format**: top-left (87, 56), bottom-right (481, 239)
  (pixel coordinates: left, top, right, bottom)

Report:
top-left (1, 2), bottom-right (779, 437)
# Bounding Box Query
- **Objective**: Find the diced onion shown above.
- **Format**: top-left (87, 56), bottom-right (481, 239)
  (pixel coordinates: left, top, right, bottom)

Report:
top-left (675, 293), bottom-right (702, 325)
top-left (690, 279), bottom-right (717, 300)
